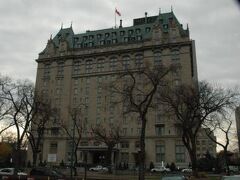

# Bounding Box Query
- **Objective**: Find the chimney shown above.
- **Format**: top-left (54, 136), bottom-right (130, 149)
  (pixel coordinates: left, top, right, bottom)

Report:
top-left (120, 19), bottom-right (122, 28)
top-left (145, 12), bottom-right (148, 23)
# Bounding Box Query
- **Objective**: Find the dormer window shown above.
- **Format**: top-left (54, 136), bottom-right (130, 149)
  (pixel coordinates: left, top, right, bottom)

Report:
top-left (112, 32), bottom-right (117, 37)
top-left (83, 36), bottom-right (87, 41)
top-left (136, 28), bottom-right (141, 34)
top-left (120, 31), bottom-right (125, 36)
top-left (89, 35), bottom-right (94, 40)
top-left (124, 37), bottom-right (129, 42)
top-left (128, 30), bottom-right (133, 35)
top-left (97, 34), bottom-right (102, 39)
top-left (105, 33), bottom-right (110, 38)
top-left (145, 27), bottom-right (151, 32)
top-left (163, 24), bottom-right (168, 29)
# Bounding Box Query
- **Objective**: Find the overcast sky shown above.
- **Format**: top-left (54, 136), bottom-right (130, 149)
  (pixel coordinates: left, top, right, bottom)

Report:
top-left (0, 0), bottom-right (239, 88)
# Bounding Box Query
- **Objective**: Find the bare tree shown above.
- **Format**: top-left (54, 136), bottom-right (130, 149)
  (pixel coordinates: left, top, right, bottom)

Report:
top-left (111, 64), bottom-right (175, 180)
top-left (204, 116), bottom-right (233, 175)
top-left (91, 123), bottom-right (121, 173)
top-left (159, 81), bottom-right (239, 176)
top-left (26, 96), bottom-right (55, 167)
top-left (0, 77), bottom-right (35, 167)
top-left (0, 75), bottom-right (14, 135)
top-left (60, 106), bottom-right (83, 176)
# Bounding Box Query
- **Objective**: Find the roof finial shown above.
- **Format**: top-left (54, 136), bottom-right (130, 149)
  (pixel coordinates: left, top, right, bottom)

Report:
top-left (159, 8), bottom-right (161, 15)
top-left (187, 23), bottom-right (189, 30)
top-left (70, 21), bottom-right (73, 28)
top-left (61, 23), bottom-right (63, 29)
top-left (171, 5), bottom-right (173, 12)
top-left (50, 34), bottom-right (52, 40)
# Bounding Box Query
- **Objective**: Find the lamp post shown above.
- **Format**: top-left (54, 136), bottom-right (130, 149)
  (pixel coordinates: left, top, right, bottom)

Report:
top-left (70, 119), bottom-right (76, 179)
top-left (99, 155), bottom-right (105, 165)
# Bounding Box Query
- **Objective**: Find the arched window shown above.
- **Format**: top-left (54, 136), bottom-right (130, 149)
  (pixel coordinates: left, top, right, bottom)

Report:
top-left (135, 54), bottom-right (143, 68)
top-left (122, 55), bottom-right (130, 70)
top-left (85, 59), bottom-right (93, 73)
top-left (154, 51), bottom-right (161, 66)
top-left (97, 58), bottom-right (105, 72)
top-left (109, 57), bottom-right (117, 71)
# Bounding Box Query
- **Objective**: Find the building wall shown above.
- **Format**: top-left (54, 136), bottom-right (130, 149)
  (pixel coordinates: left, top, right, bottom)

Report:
top-left (28, 11), bottom-right (216, 168)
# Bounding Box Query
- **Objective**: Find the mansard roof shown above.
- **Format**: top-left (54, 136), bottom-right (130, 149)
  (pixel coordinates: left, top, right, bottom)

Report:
top-left (51, 11), bottom-right (189, 50)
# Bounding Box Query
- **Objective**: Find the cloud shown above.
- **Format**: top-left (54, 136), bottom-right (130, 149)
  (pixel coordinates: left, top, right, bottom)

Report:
top-left (0, 0), bottom-right (239, 89)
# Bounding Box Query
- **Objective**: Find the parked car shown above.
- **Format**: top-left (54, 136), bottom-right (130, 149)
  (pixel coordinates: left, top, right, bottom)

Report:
top-left (221, 175), bottom-right (240, 180)
top-left (89, 165), bottom-right (108, 172)
top-left (161, 174), bottom-right (187, 180)
top-left (0, 168), bottom-right (28, 179)
top-left (181, 168), bottom-right (192, 173)
top-left (151, 166), bottom-right (171, 173)
top-left (27, 167), bottom-right (65, 180)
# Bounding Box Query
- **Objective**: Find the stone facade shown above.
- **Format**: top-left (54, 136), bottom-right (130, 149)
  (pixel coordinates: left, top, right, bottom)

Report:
top-left (28, 11), bottom-right (216, 168)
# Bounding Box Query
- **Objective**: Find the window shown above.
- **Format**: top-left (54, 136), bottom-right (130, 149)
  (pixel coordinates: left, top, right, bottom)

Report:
top-left (121, 152), bottom-right (129, 162)
top-left (145, 27), bottom-right (151, 32)
top-left (135, 54), bottom-right (143, 68)
top-left (155, 125), bottom-right (165, 136)
top-left (97, 59), bottom-right (105, 72)
top-left (135, 141), bottom-right (140, 148)
top-left (154, 51), bottom-right (161, 66)
top-left (80, 141), bottom-right (88, 146)
top-left (122, 56), bottom-right (130, 70)
top-left (51, 127), bottom-right (59, 136)
top-left (49, 142), bottom-right (58, 153)
top-left (105, 33), bottom-right (110, 38)
top-left (176, 145), bottom-right (185, 162)
top-left (122, 128), bottom-right (127, 136)
top-left (171, 49), bottom-right (180, 61)
top-left (85, 60), bottom-right (93, 73)
top-left (120, 31), bottom-right (125, 36)
top-left (97, 34), bottom-right (101, 39)
top-left (121, 141), bottom-right (129, 148)
top-left (109, 57), bottom-right (117, 71)
top-left (44, 64), bottom-right (50, 77)
top-left (57, 62), bottom-right (64, 76)
top-left (156, 143), bottom-right (165, 162)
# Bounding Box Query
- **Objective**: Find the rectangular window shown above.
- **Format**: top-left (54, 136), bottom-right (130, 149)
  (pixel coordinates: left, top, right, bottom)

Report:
top-left (73, 61), bottom-right (81, 75)
top-left (155, 125), bottom-right (165, 136)
top-left (51, 128), bottom-right (59, 136)
top-left (121, 152), bottom-right (129, 162)
top-left (57, 62), bottom-right (64, 76)
top-left (44, 64), bottom-right (51, 77)
top-left (156, 144), bottom-right (165, 162)
top-left (49, 142), bottom-right (58, 153)
top-left (154, 51), bottom-right (161, 66)
top-left (176, 145), bottom-right (185, 162)
top-left (121, 141), bottom-right (129, 148)
top-left (171, 49), bottom-right (180, 61)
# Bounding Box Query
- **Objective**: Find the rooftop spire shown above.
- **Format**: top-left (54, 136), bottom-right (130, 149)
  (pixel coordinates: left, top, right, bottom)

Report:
top-left (159, 8), bottom-right (161, 15)
top-left (61, 23), bottom-right (63, 29)
top-left (171, 5), bottom-right (173, 12)
top-left (70, 21), bottom-right (73, 28)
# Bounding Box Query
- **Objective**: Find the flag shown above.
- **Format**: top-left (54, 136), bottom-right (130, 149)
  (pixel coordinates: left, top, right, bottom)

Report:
top-left (115, 8), bottom-right (121, 16)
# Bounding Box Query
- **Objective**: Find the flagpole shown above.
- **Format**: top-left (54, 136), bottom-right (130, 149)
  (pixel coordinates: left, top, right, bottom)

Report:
top-left (115, 8), bottom-right (116, 28)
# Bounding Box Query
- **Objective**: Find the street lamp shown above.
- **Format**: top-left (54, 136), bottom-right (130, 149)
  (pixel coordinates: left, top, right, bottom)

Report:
top-left (99, 155), bottom-right (105, 165)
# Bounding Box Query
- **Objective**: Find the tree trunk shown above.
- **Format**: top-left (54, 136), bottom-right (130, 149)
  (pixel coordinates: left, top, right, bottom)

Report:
top-left (74, 149), bottom-right (78, 176)
top-left (32, 151), bottom-right (38, 167)
top-left (107, 147), bottom-right (113, 174)
top-left (138, 118), bottom-right (146, 180)
top-left (223, 148), bottom-right (230, 175)
top-left (189, 149), bottom-right (198, 177)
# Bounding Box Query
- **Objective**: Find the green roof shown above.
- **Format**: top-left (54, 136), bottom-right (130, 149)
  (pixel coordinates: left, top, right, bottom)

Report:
top-left (52, 11), bottom-right (188, 49)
